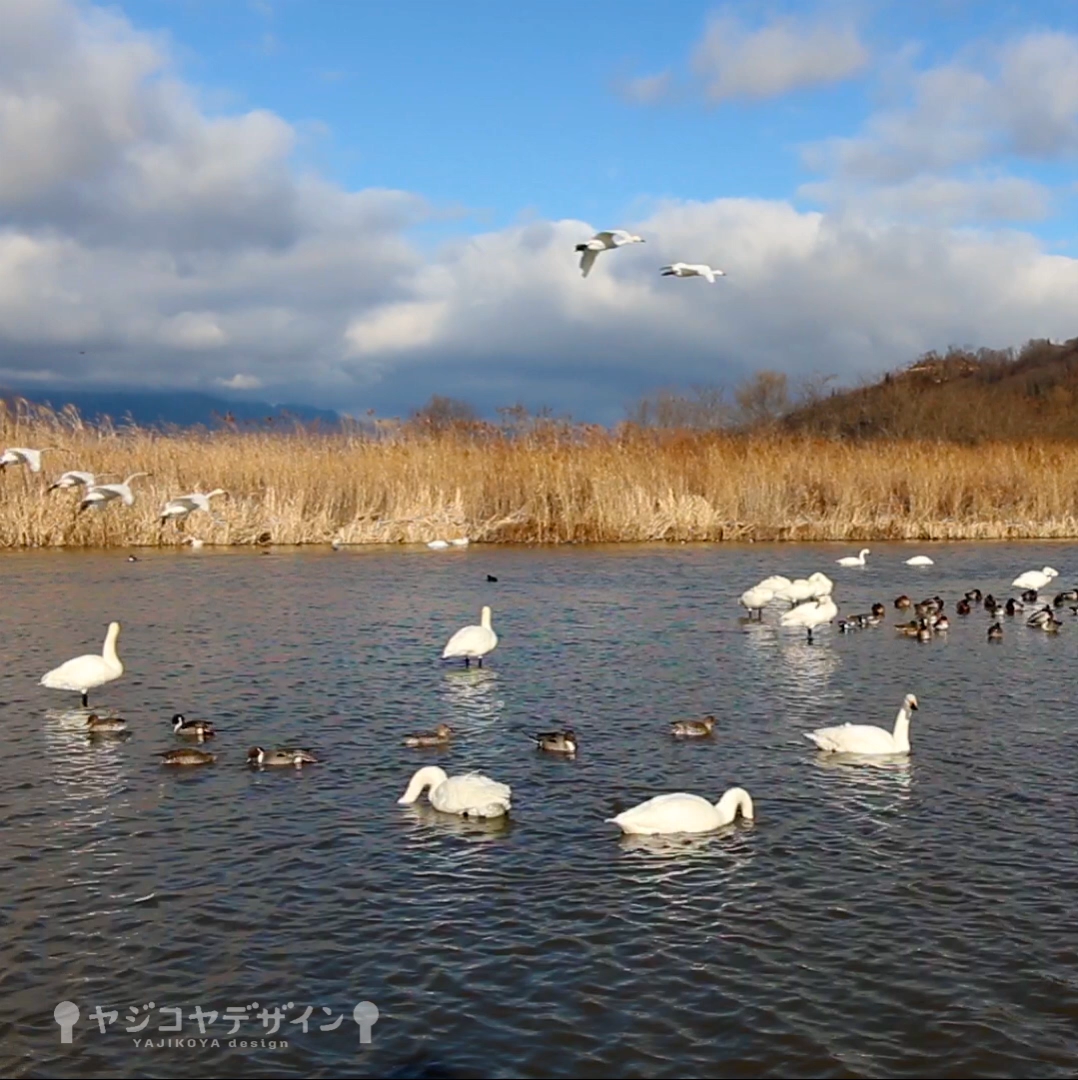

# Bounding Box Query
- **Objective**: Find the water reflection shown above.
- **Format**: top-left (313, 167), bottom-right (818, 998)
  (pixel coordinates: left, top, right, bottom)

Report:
top-left (439, 668), bottom-right (504, 727)
top-left (401, 802), bottom-right (514, 843)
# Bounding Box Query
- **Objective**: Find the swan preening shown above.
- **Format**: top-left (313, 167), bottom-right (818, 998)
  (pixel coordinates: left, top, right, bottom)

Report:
top-left (79, 473), bottom-right (150, 512)
top-left (806, 693), bottom-right (919, 755)
top-left (906, 555), bottom-right (935, 566)
top-left (660, 262), bottom-right (725, 283)
top-left (575, 230), bottom-right (645, 278)
top-left (836, 548), bottom-right (870, 567)
top-left (40, 621), bottom-right (123, 707)
top-left (607, 787), bottom-right (754, 836)
top-left (1012, 567), bottom-right (1059, 592)
top-left (739, 584), bottom-right (774, 618)
top-left (780, 596), bottom-right (838, 642)
top-left (442, 605), bottom-right (497, 666)
top-left (398, 766), bottom-right (511, 818)
top-left (774, 572), bottom-right (833, 603)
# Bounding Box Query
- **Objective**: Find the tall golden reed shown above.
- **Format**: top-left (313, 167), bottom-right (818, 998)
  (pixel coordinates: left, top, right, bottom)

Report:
top-left (1, 400), bottom-right (1076, 547)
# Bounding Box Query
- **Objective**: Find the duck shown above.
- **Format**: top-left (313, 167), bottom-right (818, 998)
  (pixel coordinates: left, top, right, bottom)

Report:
top-left (739, 584), bottom-right (773, 619)
top-left (836, 548), bottom-right (870, 567)
top-left (84, 714), bottom-right (127, 734)
top-left (171, 713), bottom-right (216, 739)
top-left (985, 595), bottom-right (1003, 615)
top-left (402, 724), bottom-right (453, 748)
top-left (486, 574), bottom-right (498, 583)
top-left (837, 618), bottom-right (855, 633)
top-left (160, 748), bottom-right (216, 766)
top-left (987, 621), bottom-right (1003, 641)
top-left (1053, 589), bottom-right (1078, 606)
top-left (670, 716), bottom-right (716, 737)
top-left (934, 614), bottom-right (950, 631)
top-left (40, 621), bottom-right (123, 708)
top-left (895, 619), bottom-right (921, 635)
top-left (247, 746), bottom-right (319, 767)
top-left (441, 605), bottom-right (498, 667)
top-left (956, 598), bottom-right (972, 615)
top-left (397, 766), bottom-right (511, 818)
top-left (1005, 597), bottom-right (1024, 616)
top-left (1027, 605), bottom-right (1055, 628)
top-left (871, 602), bottom-right (885, 618)
top-left (1021, 588), bottom-right (1040, 604)
top-left (965, 588), bottom-right (983, 603)
top-left (916, 621), bottom-right (933, 642)
top-left (805, 693), bottom-right (919, 755)
top-left (894, 595), bottom-right (911, 609)
top-left (606, 787), bottom-right (754, 836)
top-left (534, 730), bottom-right (578, 754)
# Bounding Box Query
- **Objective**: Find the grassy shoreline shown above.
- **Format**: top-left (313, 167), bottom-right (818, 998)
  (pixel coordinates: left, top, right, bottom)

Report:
top-left (1, 404), bottom-right (1076, 548)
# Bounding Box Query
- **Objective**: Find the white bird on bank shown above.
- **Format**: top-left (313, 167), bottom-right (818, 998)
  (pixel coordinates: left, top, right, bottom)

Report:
top-left (397, 765), bottom-right (511, 818)
top-left (906, 555), bottom-right (934, 566)
top-left (805, 693), bottom-right (919, 755)
top-left (575, 230), bottom-right (645, 278)
top-left (1012, 566), bottom-right (1059, 591)
top-left (442, 605), bottom-right (498, 666)
top-left (427, 539), bottom-right (450, 550)
top-left (780, 596), bottom-right (838, 642)
top-left (660, 262), bottom-right (726, 283)
top-left (449, 537), bottom-right (470, 547)
top-left (739, 585), bottom-right (774, 618)
top-left (606, 787), bottom-right (754, 836)
top-left (159, 488), bottom-right (227, 526)
top-left (47, 470), bottom-right (95, 492)
top-left (79, 473), bottom-right (150, 513)
top-left (836, 548), bottom-right (870, 567)
top-left (183, 537), bottom-right (205, 549)
top-left (0, 447), bottom-right (55, 473)
top-left (40, 621), bottom-right (123, 708)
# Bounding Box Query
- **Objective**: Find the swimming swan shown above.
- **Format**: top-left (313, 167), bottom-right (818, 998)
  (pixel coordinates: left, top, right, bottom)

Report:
top-left (606, 787), bottom-right (754, 836)
top-left (442, 605), bottom-right (497, 666)
top-left (40, 622), bottom-right (123, 707)
top-left (836, 548), bottom-right (870, 567)
top-left (906, 555), bottom-right (934, 566)
top-left (397, 765), bottom-right (511, 818)
top-left (805, 693), bottom-right (919, 755)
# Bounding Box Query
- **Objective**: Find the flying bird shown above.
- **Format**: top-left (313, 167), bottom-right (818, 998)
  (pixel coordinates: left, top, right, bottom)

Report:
top-left (575, 230), bottom-right (645, 278)
top-left (47, 470), bottom-right (96, 492)
top-left (660, 262), bottom-right (726, 283)
top-left (159, 489), bottom-right (227, 526)
top-left (0, 447), bottom-right (56, 473)
top-left (79, 473), bottom-right (150, 513)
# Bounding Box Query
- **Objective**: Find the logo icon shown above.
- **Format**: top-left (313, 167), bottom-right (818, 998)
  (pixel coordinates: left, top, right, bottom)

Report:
top-left (54, 1001), bottom-right (80, 1044)
top-left (352, 1001), bottom-right (379, 1044)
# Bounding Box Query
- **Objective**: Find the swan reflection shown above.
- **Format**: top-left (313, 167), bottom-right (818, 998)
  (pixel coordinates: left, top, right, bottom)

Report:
top-left (439, 668), bottom-right (504, 726)
top-left (401, 801), bottom-right (513, 843)
top-left (43, 713), bottom-right (128, 808)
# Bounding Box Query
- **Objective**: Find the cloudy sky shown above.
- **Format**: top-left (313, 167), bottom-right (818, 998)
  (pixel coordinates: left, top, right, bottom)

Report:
top-left (2, 0), bottom-right (1078, 421)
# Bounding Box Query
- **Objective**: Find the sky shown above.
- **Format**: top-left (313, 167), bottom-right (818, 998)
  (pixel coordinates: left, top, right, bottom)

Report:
top-left (2, 0), bottom-right (1078, 421)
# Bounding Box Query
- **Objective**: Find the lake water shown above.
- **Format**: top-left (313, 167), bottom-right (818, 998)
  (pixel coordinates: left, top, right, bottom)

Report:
top-left (2, 541), bottom-right (1078, 1079)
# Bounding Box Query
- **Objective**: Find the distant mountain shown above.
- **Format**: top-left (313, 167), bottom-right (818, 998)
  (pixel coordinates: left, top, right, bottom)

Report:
top-left (1, 388), bottom-right (340, 428)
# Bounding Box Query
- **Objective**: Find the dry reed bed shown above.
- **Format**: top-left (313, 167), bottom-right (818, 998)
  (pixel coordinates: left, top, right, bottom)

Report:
top-left (0, 405), bottom-right (1076, 546)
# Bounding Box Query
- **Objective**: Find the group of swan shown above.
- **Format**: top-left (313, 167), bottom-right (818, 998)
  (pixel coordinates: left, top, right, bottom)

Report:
top-left (574, 230), bottom-right (724, 284)
top-left (740, 572), bottom-right (837, 640)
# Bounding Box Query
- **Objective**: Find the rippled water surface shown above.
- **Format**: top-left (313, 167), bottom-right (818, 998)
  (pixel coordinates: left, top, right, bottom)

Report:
top-left (3, 542), bottom-right (1078, 1079)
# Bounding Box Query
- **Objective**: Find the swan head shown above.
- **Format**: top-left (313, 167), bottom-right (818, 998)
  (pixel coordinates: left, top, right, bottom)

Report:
top-left (207, 488), bottom-right (228, 499)
top-left (904, 694), bottom-right (919, 711)
top-left (1044, 567), bottom-right (1059, 578)
top-left (398, 765), bottom-right (449, 805)
top-left (480, 605), bottom-right (493, 629)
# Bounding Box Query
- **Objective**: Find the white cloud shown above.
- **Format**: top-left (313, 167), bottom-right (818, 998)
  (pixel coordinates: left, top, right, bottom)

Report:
top-left (691, 12), bottom-right (869, 102)
top-left (0, 2), bottom-right (1077, 422)
top-left (616, 72), bottom-right (671, 105)
top-left (217, 373), bottom-right (263, 390)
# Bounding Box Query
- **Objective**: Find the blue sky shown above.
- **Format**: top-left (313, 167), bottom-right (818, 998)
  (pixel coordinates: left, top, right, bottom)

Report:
top-left (2, 0), bottom-right (1078, 419)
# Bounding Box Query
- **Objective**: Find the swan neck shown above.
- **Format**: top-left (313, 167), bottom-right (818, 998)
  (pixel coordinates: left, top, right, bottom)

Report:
top-left (716, 787), bottom-right (754, 824)
top-left (400, 766), bottom-right (446, 804)
top-left (892, 708), bottom-right (911, 749)
top-left (102, 623), bottom-right (121, 666)
top-left (480, 606), bottom-right (492, 630)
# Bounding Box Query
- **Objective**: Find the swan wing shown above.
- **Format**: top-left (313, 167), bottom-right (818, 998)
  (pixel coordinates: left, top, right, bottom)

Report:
top-left (579, 247), bottom-right (600, 277)
top-left (806, 723), bottom-right (894, 754)
top-left (434, 773), bottom-right (511, 816)
top-left (442, 625), bottom-right (495, 658)
top-left (40, 654), bottom-right (118, 691)
top-left (607, 793), bottom-right (718, 835)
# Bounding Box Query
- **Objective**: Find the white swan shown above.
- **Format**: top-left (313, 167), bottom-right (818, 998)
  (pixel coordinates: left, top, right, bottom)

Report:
top-left (0, 446), bottom-right (55, 473)
top-left (780, 596), bottom-right (838, 642)
top-left (442, 605), bottom-right (497, 666)
top-left (773, 577), bottom-right (816, 604)
top-left (40, 622), bottom-right (123, 707)
top-left (449, 537), bottom-right (470, 547)
top-left (79, 473), bottom-right (150, 512)
top-left (739, 585), bottom-right (773, 618)
top-left (1012, 567), bottom-right (1059, 591)
top-left (398, 765), bottom-right (511, 818)
top-left (47, 470), bottom-right (95, 492)
top-left (836, 548), bottom-right (870, 567)
top-left (575, 230), bottom-right (645, 278)
top-left (427, 539), bottom-right (450, 550)
top-left (755, 575), bottom-right (791, 592)
top-left (660, 262), bottom-right (726, 283)
top-left (808, 571), bottom-right (834, 597)
top-left (160, 489), bottom-right (227, 526)
top-left (607, 787), bottom-right (754, 836)
top-left (906, 555), bottom-right (934, 566)
top-left (183, 537), bottom-right (205, 549)
top-left (806, 693), bottom-right (919, 755)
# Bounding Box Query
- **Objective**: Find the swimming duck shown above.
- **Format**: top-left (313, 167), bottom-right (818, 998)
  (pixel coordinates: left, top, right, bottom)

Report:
top-left (247, 746), bottom-right (319, 767)
top-left (837, 618), bottom-right (855, 633)
top-left (934, 614), bottom-right (950, 631)
top-left (1005, 598), bottom-right (1024, 616)
top-left (160, 748), bottom-right (216, 766)
top-left (84, 714), bottom-right (127, 734)
top-left (534, 729), bottom-right (578, 753)
top-left (1021, 588), bottom-right (1040, 603)
top-left (956, 598), bottom-right (971, 615)
top-left (403, 724), bottom-right (453, 748)
top-left (1053, 589), bottom-right (1078, 606)
top-left (916, 621), bottom-right (933, 642)
top-left (670, 716), bottom-right (716, 737)
top-left (965, 588), bottom-right (983, 603)
top-left (985, 595), bottom-right (1003, 615)
top-left (1027, 605), bottom-right (1055, 628)
top-left (987, 622), bottom-right (1003, 641)
top-left (894, 595), bottom-right (911, 609)
top-left (871, 602), bottom-right (885, 618)
top-left (171, 713), bottom-right (216, 739)
top-left (486, 574), bottom-right (498, 582)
